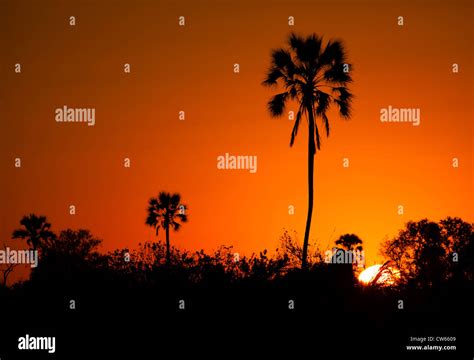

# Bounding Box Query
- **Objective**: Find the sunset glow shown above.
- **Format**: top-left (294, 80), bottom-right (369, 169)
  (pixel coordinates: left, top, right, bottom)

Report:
top-left (1, 1), bottom-right (472, 357)
top-left (359, 264), bottom-right (383, 284)
top-left (358, 263), bottom-right (400, 285)
top-left (2, 1), bottom-right (472, 279)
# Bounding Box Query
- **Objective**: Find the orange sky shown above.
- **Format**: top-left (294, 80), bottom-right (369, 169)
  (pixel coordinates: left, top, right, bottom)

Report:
top-left (1, 0), bottom-right (473, 277)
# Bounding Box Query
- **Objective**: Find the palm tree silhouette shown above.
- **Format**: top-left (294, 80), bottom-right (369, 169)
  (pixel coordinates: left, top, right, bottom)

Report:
top-left (335, 233), bottom-right (363, 252)
top-left (145, 192), bottom-right (187, 266)
top-left (263, 33), bottom-right (353, 269)
top-left (12, 214), bottom-right (56, 250)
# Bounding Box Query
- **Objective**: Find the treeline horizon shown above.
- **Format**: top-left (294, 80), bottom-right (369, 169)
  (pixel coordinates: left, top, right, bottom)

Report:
top-left (1, 207), bottom-right (472, 359)
top-left (2, 210), bottom-right (472, 291)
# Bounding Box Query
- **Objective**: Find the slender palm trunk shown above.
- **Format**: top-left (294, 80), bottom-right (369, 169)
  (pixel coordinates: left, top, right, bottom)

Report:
top-left (165, 226), bottom-right (170, 266)
top-left (302, 107), bottom-right (315, 270)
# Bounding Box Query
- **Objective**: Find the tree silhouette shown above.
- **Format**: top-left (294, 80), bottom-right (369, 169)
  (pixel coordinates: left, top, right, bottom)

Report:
top-left (145, 192), bottom-right (187, 266)
top-left (263, 33), bottom-right (353, 269)
top-left (11, 214), bottom-right (56, 251)
top-left (381, 217), bottom-right (473, 287)
top-left (440, 217), bottom-right (474, 281)
top-left (335, 233), bottom-right (363, 251)
top-left (51, 229), bottom-right (102, 259)
top-left (29, 228), bottom-right (104, 287)
top-left (334, 233), bottom-right (363, 271)
top-left (1, 244), bottom-right (18, 287)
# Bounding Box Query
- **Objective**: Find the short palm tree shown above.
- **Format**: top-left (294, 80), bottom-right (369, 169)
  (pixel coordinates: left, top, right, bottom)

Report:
top-left (12, 214), bottom-right (56, 250)
top-left (335, 233), bottom-right (363, 252)
top-left (263, 32), bottom-right (353, 270)
top-left (145, 192), bottom-right (187, 266)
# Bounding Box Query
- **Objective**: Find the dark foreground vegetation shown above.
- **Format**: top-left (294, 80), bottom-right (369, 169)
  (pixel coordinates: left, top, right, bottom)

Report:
top-left (1, 216), bottom-right (472, 359)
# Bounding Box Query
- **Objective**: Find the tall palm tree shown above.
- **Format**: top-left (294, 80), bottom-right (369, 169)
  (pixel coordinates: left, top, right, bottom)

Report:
top-left (12, 214), bottom-right (56, 250)
top-left (263, 33), bottom-right (353, 270)
top-left (145, 192), bottom-right (187, 266)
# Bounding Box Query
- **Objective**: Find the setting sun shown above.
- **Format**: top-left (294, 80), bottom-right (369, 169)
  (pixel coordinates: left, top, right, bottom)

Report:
top-left (359, 264), bottom-right (383, 284)
top-left (358, 262), bottom-right (400, 286)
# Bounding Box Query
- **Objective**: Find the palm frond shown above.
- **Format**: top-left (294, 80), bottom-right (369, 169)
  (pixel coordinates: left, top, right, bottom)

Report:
top-left (321, 113), bottom-right (330, 137)
top-left (333, 87), bottom-right (353, 119)
top-left (289, 33), bottom-right (310, 64)
top-left (305, 34), bottom-right (323, 66)
top-left (290, 105), bottom-right (304, 147)
top-left (12, 229), bottom-right (28, 239)
top-left (172, 222), bottom-right (181, 231)
top-left (262, 67), bottom-right (285, 87)
top-left (319, 40), bottom-right (345, 66)
top-left (271, 48), bottom-right (294, 70)
top-left (268, 92), bottom-right (288, 117)
top-left (176, 213), bottom-right (188, 223)
top-left (324, 64), bottom-right (352, 85)
top-left (315, 90), bottom-right (331, 115)
top-left (314, 119), bottom-right (321, 151)
top-left (170, 193), bottom-right (181, 207)
top-left (158, 192), bottom-right (170, 207)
